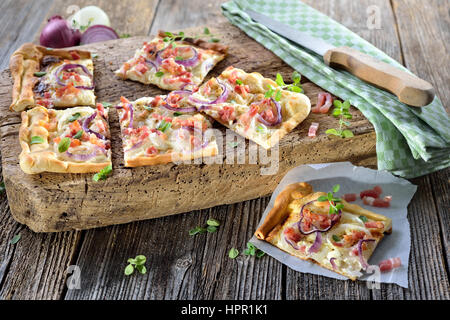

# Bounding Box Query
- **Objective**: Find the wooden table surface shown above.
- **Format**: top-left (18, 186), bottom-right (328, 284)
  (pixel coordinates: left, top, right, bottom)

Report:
top-left (0, 0), bottom-right (448, 300)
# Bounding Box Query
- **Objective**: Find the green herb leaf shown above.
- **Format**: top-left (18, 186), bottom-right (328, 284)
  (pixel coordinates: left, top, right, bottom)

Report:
top-left (124, 264), bottom-right (134, 276)
top-left (135, 255), bottom-right (146, 265)
top-left (289, 85), bottom-right (303, 93)
top-left (359, 215), bottom-right (368, 223)
top-left (93, 164), bottom-right (113, 182)
top-left (120, 33), bottom-right (131, 38)
top-left (173, 111), bottom-right (183, 116)
top-left (292, 71), bottom-right (301, 84)
top-left (175, 56), bottom-right (183, 61)
top-left (275, 73), bottom-right (285, 86)
top-left (73, 130), bottom-right (83, 140)
top-left (325, 128), bottom-right (340, 136)
top-left (58, 137), bottom-right (71, 153)
top-left (256, 124), bottom-right (267, 134)
top-left (189, 226), bottom-right (206, 236)
top-left (332, 184), bottom-right (340, 193)
top-left (92, 53), bottom-right (98, 59)
top-left (10, 234), bottom-right (21, 245)
top-left (67, 113), bottom-right (81, 122)
top-left (229, 248), bottom-right (239, 259)
top-left (332, 234), bottom-right (341, 242)
top-left (264, 88), bottom-right (274, 98)
top-left (101, 102), bottom-right (112, 108)
top-left (0, 182), bottom-right (5, 193)
top-left (203, 27), bottom-right (210, 35)
top-left (155, 71), bottom-right (164, 77)
top-left (34, 71), bottom-right (47, 77)
top-left (235, 79), bottom-right (243, 85)
top-left (317, 195), bottom-right (328, 202)
top-left (127, 258), bottom-right (137, 264)
top-left (157, 120), bottom-right (172, 132)
top-left (342, 101), bottom-right (351, 110)
top-left (209, 38), bottom-right (220, 43)
top-left (333, 100), bottom-right (342, 108)
top-left (207, 226), bottom-right (217, 233)
top-left (342, 130), bottom-right (354, 138)
top-left (274, 90), bottom-right (282, 101)
top-left (207, 218), bottom-right (220, 227)
top-left (247, 242), bottom-right (256, 256)
top-left (30, 136), bottom-right (45, 144)
top-left (136, 264), bottom-right (147, 274)
top-left (256, 250), bottom-right (265, 258)
top-left (165, 31), bottom-right (173, 37)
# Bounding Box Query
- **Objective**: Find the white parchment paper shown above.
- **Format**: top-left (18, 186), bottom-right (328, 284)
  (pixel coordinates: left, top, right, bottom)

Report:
top-left (249, 162), bottom-right (417, 288)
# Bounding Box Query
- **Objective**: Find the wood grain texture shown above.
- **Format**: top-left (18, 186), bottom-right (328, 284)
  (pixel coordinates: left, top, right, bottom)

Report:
top-left (0, 23), bottom-right (376, 232)
top-left (392, 0), bottom-right (450, 110)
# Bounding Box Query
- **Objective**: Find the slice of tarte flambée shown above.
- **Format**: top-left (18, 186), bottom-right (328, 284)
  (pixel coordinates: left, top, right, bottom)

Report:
top-left (115, 31), bottom-right (228, 91)
top-left (10, 43), bottom-right (95, 112)
top-left (116, 95), bottom-right (218, 167)
top-left (189, 66), bottom-right (311, 149)
top-left (255, 182), bottom-right (392, 280)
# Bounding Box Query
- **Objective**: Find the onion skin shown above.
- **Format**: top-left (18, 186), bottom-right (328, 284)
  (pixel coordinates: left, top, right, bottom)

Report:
top-left (80, 24), bottom-right (119, 45)
top-left (40, 16), bottom-right (81, 48)
top-left (308, 231), bottom-right (322, 253)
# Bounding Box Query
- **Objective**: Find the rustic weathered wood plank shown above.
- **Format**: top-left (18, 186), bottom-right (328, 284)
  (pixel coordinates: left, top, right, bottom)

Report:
top-left (0, 22), bottom-right (376, 232)
top-left (392, 0), bottom-right (450, 109)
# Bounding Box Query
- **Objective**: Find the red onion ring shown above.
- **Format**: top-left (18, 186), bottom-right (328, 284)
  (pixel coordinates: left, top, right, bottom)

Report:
top-left (189, 80), bottom-right (229, 105)
top-left (55, 63), bottom-right (94, 89)
top-left (127, 104), bottom-right (134, 128)
top-left (124, 140), bottom-right (144, 153)
top-left (308, 231), bottom-right (322, 253)
top-left (145, 59), bottom-right (157, 70)
top-left (285, 236), bottom-right (301, 250)
top-left (256, 98), bottom-right (282, 127)
top-left (83, 112), bottom-right (106, 140)
top-left (155, 46), bottom-right (199, 68)
top-left (297, 200), bottom-right (342, 235)
top-left (357, 239), bottom-right (376, 270)
top-left (65, 146), bottom-right (106, 161)
top-left (161, 91), bottom-right (196, 113)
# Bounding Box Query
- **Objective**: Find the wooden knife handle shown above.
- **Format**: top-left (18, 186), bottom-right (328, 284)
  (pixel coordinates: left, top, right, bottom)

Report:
top-left (323, 46), bottom-right (435, 107)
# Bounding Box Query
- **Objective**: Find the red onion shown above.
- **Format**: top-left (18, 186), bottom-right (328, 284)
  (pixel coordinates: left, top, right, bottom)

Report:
top-left (330, 258), bottom-right (337, 270)
top-left (124, 140), bottom-right (144, 153)
top-left (65, 146), bottom-right (105, 161)
top-left (308, 231), bottom-right (322, 253)
top-left (357, 239), bottom-right (376, 270)
top-left (189, 80), bottom-right (229, 105)
top-left (285, 235), bottom-right (301, 250)
top-left (55, 63), bottom-right (94, 89)
top-left (145, 59), bottom-right (157, 70)
top-left (256, 98), bottom-right (282, 127)
top-left (297, 200), bottom-right (341, 235)
top-left (155, 46), bottom-right (199, 67)
top-left (127, 104), bottom-right (134, 128)
top-left (40, 16), bottom-right (81, 48)
top-left (83, 112), bottom-right (106, 140)
top-left (80, 25), bottom-right (119, 45)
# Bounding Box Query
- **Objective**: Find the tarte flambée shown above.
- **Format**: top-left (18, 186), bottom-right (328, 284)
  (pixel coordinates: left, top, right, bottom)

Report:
top-left (10, 43), bottom-right (95, 112)
top-left (255, 182), bottom-right (392, 280)
top-left (19, 104), bottom-right (111, 174)
top-left (116, 95), bottom-right (218, 167)
top-left (114, 31), bottom-right (228, 91)
top-left (189, 66), bottom-right (311, 149)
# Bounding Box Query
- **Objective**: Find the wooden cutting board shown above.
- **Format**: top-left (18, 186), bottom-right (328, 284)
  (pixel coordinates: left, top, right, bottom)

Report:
top-left (0, 22), bottom-right (376, 232)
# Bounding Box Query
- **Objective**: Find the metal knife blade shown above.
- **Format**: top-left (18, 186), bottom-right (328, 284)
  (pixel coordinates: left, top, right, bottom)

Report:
top-left (245, 9), bottom-right (334, 56)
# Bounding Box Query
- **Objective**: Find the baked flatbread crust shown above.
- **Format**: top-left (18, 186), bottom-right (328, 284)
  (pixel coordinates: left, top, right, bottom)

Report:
top-left (255, 182), bottom-right (392, 280)
top-left (10, 43), bottom-right (94, 112)
top-left (19, 105), bottom-right (111, 174)
top-left (115, 31), bottom-right (228, 91)
top-left (190, 66), bottom-right (311, 149)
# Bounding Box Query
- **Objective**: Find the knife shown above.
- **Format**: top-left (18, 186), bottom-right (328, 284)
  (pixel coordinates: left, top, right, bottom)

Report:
top-left (245, 9), bottom-right (435, 107)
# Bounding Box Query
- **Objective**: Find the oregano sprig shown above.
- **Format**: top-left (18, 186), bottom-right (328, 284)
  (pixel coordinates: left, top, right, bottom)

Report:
top-left (124, 255), bottom-right (147, 276)
top-left (316, 184), bottom-right (344, 215)
top-left (265, 71), bottom-right (303, 101)
top-left (326, 100), bottom-right (354, 138)
top-left (189, 218), bottom-right (221, 236)
top-left (163, 27), bottom-right (221, 48)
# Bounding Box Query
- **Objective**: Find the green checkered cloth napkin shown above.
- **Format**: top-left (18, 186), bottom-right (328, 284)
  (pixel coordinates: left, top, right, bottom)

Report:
top-left (222, 0), bottom-right (450, 178)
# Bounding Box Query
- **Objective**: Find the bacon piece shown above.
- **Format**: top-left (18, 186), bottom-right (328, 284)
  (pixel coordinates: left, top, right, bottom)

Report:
top-left (360, 189), bottom-right (380, 199)
top-left (372, 198), bottom-right (391, 207)
top-left (312, 92), bottom-right (332, 114)
top-left (308, 122), bottom-right (319, 138)
top-left (364, 221), bottom-right (384, 229)
top-left (373, 185), bottom-right (383, 195)
top-left (343, 193), bottom-right (357, 202)
top-left (362, 196), bottom-right (375, 206)
top-left (379, 257), bottom-right (401, 272)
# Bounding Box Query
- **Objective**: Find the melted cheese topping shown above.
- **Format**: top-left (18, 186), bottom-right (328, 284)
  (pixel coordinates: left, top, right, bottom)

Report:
top-left (117, 96), bottom-right (216, 162)
top-left (276, 202), bottom-right (385, 278)
top-left (38, 107), bottom-right (111, 163)
top-left (36, 58), bottom-right (95, 107)
top-left (115, 37), bottom-right (224, 91)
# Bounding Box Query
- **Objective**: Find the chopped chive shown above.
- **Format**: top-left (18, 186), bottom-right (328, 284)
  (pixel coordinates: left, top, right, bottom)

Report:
top-left (58, 137), bottom-right (71, 153)
top-left (30, 136), bottom-right (45, 144)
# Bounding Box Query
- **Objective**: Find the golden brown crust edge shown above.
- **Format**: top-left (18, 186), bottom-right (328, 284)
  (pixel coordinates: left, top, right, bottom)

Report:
top-left (9, 43), bottom-right (92, 112)
top-left (125, 144), bottom-right (218, 167)
top-left (19, 106), bottom-right (111, 174)
top-left (255, 182), bottom-right (313, 240)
